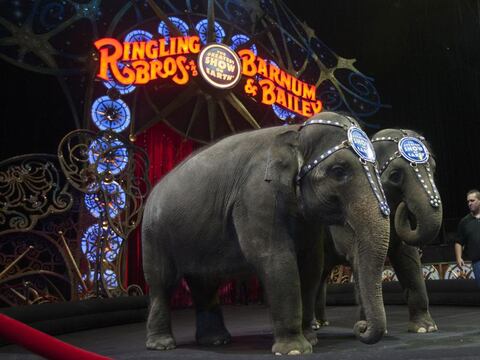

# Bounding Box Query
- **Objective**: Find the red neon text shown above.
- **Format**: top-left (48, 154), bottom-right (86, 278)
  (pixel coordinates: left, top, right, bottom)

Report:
top-left (94, 36), bottom-right (201, 85)
top-left (238, 49), bottom-right (322, 117)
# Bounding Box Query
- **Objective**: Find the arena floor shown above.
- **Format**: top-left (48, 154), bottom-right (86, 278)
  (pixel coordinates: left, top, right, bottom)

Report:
top-left (1, 304), bottom-right (480, 359)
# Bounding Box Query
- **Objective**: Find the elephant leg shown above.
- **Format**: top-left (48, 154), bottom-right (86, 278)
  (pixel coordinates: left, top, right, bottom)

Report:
top-left (185, 276), bottom-right (231, 346)
top-left (143, 236), bottom-right (178, 351)
top-left (313, 262), bottom-right (335, 329)
top-left (298, 241), bottom-right (323, 344)
top-left (389, 243), bottom-right (437, 333)
top-left (254, 253), bottom-right (312, 355)
top-left (233, 192), bottom-right (311, 354)
top-left (145, 278), bottom-right (177, 350)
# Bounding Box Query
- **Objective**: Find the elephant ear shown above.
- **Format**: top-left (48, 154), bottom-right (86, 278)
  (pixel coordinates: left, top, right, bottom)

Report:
top-left (264, 130), bottom-right (301, 187)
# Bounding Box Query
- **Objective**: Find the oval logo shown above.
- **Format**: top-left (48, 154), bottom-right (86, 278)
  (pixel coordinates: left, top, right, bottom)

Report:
top-left (348, 127), bottom-right (376, 163)
top-left (398, 137), bottom-right (429, 164)
top-left (197, 44), bottom-right (242, 89)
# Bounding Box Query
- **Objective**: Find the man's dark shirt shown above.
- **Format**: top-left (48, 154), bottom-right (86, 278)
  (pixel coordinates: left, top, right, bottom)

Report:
top-left (456, 214), bottom-right (480, 262)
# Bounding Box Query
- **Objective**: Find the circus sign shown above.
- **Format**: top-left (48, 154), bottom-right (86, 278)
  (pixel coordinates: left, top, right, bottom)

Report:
top-left (94, 35), bottom-right (201, 86)
top-left (197, 43), bottom-right (242, 89)
top-left (238, 49), bottom-right (323, 118)
top-left (94, 34), bottom-right (322, 118)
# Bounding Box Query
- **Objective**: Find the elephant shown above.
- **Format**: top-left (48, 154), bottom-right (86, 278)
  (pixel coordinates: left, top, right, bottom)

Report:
top-left (141, 111), bottom-right (390, 355)
top-left (313, 128), bottom-right (443, 334)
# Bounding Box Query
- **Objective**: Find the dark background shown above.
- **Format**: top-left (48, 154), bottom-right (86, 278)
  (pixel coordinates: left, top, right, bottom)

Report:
top-left (1, 0), bottom-right (479, 229)
top-left (284, 0), bottom-right (480, 229)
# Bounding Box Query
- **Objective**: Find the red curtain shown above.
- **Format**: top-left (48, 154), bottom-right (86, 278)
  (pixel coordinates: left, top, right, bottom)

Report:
top-left (126, 122), bottom-right (262, 307)
top-left (126, 122), bottom-right (197, 295)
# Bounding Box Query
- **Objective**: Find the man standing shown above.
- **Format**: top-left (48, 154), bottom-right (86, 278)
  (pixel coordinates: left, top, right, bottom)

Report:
top-left (455, 189), bottom-right (480, 286)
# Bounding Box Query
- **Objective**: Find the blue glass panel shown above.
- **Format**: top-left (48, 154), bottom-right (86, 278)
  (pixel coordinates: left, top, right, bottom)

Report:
top-left (102, 62), bottom-right (136, 95)
top-left (272, 104), bottom-right (296, 121)
top-left (80, 223), bottom-right (123, 263)
top-left (84, 193), bottom-right (103, 218)
top-left (195, 19), bottom-right (225, 44)
top-left (230, 34), bottom-right (257, 55)
top-left (91, 96), bottom-right (131, 133)
top-left (158, 16), bottom-right (189, 43)
top-left (103, 269), bottom-right (118, 288)
top-left (84, 181), bottom-right (126, 219)
top-left (124, 29), bottom-right (153, 42)
top-left (81, 224), bottom-right (101, 263)
top-left (103, 269), bottom-right (119, 288)
top-left (81, 270), bottom-right (97, 285)
top-left (88, 135), bottom-right (129, 175)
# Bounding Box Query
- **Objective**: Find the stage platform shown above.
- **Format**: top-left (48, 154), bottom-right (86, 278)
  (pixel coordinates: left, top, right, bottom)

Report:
top-left (1, 304), bottom-right (480, 359)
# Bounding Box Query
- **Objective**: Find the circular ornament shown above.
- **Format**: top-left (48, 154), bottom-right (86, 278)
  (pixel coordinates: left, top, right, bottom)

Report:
top-left (197, 43), bottom-right (242, 89)
top-left (347, 127), bottom-right (376, 163)
top-left (84, 181), bottom-right (126, 219)
top-left (80, 224), bottom-right (122, 263)
top-left (398, 137), bottom-right (429, 164)
top-left (124, 29), bottom-right (153, 43)
top-left (88, 136), bottom-right (129, 175)
top-left (91, 96), bottom-right (131, 133)
top-left (102, 62), bottom-right (136, 95)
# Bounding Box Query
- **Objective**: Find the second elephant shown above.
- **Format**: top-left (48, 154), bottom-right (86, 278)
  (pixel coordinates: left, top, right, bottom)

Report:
top-left (314, 128), bottom-right (442, 333)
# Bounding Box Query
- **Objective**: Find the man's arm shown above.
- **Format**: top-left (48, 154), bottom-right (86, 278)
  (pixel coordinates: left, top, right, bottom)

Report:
top-left (455, 242), bottom-right (465, 267)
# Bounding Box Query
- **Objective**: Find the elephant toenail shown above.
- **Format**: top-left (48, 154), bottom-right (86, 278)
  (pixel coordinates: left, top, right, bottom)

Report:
top-left (417, 327), bottom-right (427, 333)
top-left (287, 350), bottom-right (301, 355)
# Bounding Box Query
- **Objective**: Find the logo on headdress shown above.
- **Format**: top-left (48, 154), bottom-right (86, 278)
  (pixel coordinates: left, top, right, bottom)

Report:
top-left (348, 127), bottom-right (376, 163)
top-left (399, 137), bottom-right (429, 164)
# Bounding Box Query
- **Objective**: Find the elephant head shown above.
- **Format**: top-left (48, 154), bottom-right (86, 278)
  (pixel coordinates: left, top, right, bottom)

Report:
top-left (286, 112), bottom-right (390, 344)
top-left (371, 129), bottom-right (442, 246)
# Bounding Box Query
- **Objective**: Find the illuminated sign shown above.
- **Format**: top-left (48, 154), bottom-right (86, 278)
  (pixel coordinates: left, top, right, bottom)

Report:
top-left (94, 34), bottom-right (322, 118)
top-left (197, 44), bottom-right (242, 89)
top-left (94, 35), bottom-right (201, 85)
top-left (238, 49), bottom-right (322, 117)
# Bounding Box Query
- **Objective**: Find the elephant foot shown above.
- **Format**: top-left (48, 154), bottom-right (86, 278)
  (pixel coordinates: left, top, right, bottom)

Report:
top-left (303, 328), bottom-right (318, 346)
top-left (196, 308), bottom-right (232, 346)
top-left (311, 318), bottom-right (330, 330)
top-left (272, 335), bottom-right (312, 355)
top-left (408, 313), bottom-right (438, 333)
top-left (196, 331), bottom-right (232, 346)
top-left (146, 334), bottom-right (176, 350)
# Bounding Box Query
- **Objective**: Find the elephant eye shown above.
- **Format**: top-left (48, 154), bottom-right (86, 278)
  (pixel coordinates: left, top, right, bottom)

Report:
top-left (328, 164), bottom-right (348, 181)
top-left (388, 169), bottom-right (403, 184)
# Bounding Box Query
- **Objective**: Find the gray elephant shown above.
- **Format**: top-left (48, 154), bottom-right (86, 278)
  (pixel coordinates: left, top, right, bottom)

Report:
top-left (314, 128), bottom-right (442, 333)
top-left (141, 112), bottom-right (390, 355)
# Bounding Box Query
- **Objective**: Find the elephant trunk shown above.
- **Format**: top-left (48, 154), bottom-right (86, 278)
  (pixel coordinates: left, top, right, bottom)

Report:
top-left (337, 195), bottom-right (390, 345)
top-left (353, 226), bottom-right (389, 344)
top-left (394, 198), bottom-right (443, 247)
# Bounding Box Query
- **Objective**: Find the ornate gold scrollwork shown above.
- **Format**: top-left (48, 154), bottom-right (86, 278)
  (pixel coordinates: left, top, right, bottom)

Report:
top-left (57, 129), bottom-right (150, 240)
top-left (0, 230), bottom-right (75, 306)
top-left (0, 154), bottom-right (73, 233)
